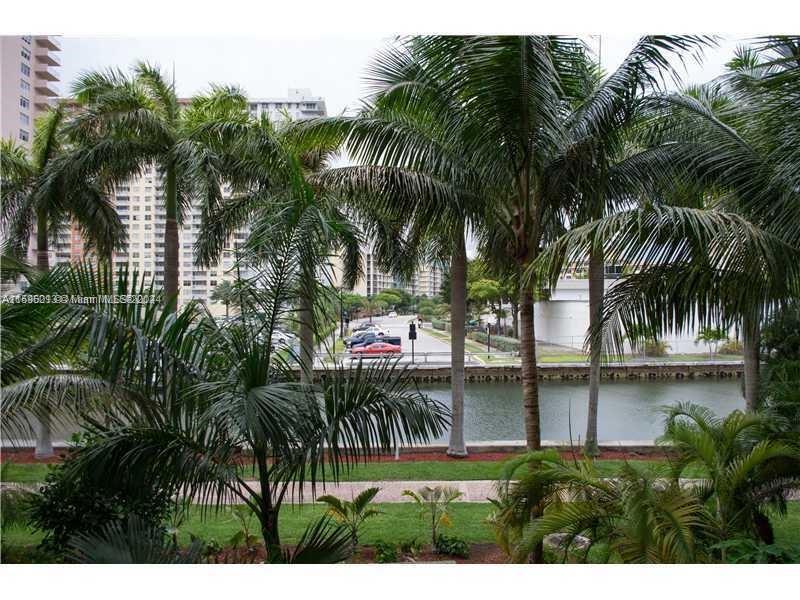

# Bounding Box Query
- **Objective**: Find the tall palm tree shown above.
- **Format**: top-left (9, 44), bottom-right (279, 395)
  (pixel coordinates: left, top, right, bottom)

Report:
top-left (193, 112), bottom-right (363, 382)
top-left (209, 280), bottom-right (235, 317)
top-left (529, 37), bottom-right (712, 455)
top-left (1, 106), bottom-right (126, 457)
top-left (535, 38), bottom-right (800, 411)
top-left (59, 63), bottom-right (248, 309)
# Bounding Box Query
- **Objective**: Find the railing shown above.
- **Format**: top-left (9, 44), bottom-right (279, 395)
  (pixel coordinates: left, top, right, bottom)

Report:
top-left (319, 351), bottom-right (520, 366)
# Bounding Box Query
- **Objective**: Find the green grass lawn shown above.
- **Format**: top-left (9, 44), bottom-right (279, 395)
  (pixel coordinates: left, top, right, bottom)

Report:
top-left (1, 457), bottom-right (707, 484)
top-left (4, 501), bottom-right (798, 557)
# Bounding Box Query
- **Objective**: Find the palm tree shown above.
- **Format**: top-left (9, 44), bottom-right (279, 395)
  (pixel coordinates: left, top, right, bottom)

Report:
top-left (535, 37), bottom-right (712, 455)
top-left (4, 227), bottom-right (449, 563)
top-left (59, 63), bottom-right (249, 309)
top-left (318, 487), bottom-right (382, 547)
top-left (535, 38), bottom-right (800, 411)
top-left (192, 112), bottom-right (363, 382)
top-left (210, 280), bottom-right (235, 317)
top-left (490, 450), bottom-right (712, 563)
top-left (1, 106), bottom-right (126, 458)
top-left (660, 403), bottom-right (800, 551)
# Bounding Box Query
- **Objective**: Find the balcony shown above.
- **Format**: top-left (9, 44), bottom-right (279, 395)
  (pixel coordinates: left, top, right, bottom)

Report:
top-left (34, 81), bottom-right (58, 97)
top-left (34, 36), bottom-right (61, 51)
top-left (35, 65), bottom-right (59, 82)
top-left (35, 50), bottom-right (60, 67)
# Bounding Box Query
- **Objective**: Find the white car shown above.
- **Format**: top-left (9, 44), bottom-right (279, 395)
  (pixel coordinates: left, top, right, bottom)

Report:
top-left (387, 311), bottom-right (398, 318)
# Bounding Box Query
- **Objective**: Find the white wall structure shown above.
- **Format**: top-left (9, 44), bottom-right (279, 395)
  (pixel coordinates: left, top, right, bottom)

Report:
top-left (534, 278), bottom-right (718, 354)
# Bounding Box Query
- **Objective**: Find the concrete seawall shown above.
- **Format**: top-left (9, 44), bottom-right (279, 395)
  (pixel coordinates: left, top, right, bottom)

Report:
top-left (348, 361), bottom-right (745, 383)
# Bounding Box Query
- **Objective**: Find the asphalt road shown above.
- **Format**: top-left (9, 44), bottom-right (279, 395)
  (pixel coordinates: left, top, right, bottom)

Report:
top-left (347, 314), bottom-right (452, 363)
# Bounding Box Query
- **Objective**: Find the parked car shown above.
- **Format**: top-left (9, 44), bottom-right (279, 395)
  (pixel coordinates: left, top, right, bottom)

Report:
top-left (350, 341), bottom-right (402, 358)
top-left (387, 311), bottom-right (398, 318)
top-left (345, 328), bottom-right (385, 347)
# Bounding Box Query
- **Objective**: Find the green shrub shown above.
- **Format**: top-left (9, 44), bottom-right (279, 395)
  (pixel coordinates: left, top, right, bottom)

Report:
top-left (373, 540), bottom-right (398, 563)
top-left (398, 538), bottom-right (424, 558)
top-left (719, 339), bottom-right (744, 355)
top-left (712, 538), bottom-right (800, 564)
top-left (467, 331), bottom-right (520, 352)
top-left (434, 534), bottom-right (470, 558)
top-left (431, 319), bottom-right (449, 331)
top-left (643, 340), bottom-right (670, 357)
top-left (27, 456), bottom-right (172, 556)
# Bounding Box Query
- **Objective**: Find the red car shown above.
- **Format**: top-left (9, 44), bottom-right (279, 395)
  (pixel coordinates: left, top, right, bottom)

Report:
top-left (350, 341), bottom-right (402, 358)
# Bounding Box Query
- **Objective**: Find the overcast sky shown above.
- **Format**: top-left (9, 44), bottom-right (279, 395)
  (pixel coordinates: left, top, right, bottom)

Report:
top-left (59, 35), bottom-right (746, 114)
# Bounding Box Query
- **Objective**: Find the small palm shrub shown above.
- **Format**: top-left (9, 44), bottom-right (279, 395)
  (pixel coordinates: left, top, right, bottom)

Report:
top-left (402, 485), bottom-right (463, 547)
top-left (489, 450), bottom-right (712, 563)
top-left (318, 487), bottom-right (382, 547)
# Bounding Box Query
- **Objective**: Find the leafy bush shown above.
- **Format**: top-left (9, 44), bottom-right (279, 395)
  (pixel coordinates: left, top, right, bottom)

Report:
top-left (712, 538), bottom-right (800, 564)
top-left (467, 331), bottom-right (520, 352)
top-left (434, 534), bottom-right (470, 558)
top-left (431, 319), bottom-right (449, 331)
top-left (719, 339), bottom-right (744, 355)
top-left (643, 339), bottom-right (670, 357)
top-left (373, 540), bottom-right (398, 563)
top-left (761, 302), bottom-right (800, 361)
top-left (398, 538), bottom-right (424, 558)
top-left (27, 456), bottom-right (172, 556)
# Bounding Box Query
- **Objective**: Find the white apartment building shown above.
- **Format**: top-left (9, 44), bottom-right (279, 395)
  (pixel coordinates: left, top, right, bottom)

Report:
top-left (351, 246), bottom-right (445, 299)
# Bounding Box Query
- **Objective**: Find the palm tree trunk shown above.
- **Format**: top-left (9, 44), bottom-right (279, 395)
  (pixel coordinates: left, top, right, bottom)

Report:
top-left (519, 287), bottom-right (541, 450)
top-left (299, 289), bottom-right (315, 384)
top-left (585, 246), bottom-right (604, 456)
top-left (511, 300), bottom-right (519, 338)
top-left (163, 163), bottom-right (179, 309)
top-left (742, 313), bottom-right (761, 411)
top-left (255, 449), bottom-right (282, 562)
top-left (447, 225), bottom-right (468, 457)
top-left (34, 208), bottom-right (54, 458)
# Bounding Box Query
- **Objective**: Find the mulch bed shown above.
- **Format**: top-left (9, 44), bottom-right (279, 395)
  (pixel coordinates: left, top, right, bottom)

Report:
top-left (0, 447), bottom-right (671, 465)
top-left (208, 543), bottom-right (509, 564)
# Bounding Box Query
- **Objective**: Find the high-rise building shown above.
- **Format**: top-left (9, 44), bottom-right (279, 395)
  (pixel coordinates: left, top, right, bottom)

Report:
top-left (351, 245), bottom-right (445, 299)
top-left (1, 36), bottom-right (61, 151)
top-left (1, 36), bottom-right (63, 279)
top-left (106, 90), bottom-right (328, 313)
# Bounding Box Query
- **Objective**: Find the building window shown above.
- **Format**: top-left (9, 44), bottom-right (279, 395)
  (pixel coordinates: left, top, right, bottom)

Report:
top-left (20, 63), bottom-right (30, 77)
top-left (21, 79), bottom-right (30, 92)
top-left (21, 48), bottom-right (31, 61)
top-left (20, 97), bottom-right (30, 109)
top-left (20, 113), bottom-right (29, 126)
top-left (19, 129), bottom-right (29, 142)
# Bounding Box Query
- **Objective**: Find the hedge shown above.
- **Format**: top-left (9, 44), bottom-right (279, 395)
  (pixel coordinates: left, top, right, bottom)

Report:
top-left (431, 319), bottom-right (450, 332)
top-left (467, 331), bottom-right (520, 352)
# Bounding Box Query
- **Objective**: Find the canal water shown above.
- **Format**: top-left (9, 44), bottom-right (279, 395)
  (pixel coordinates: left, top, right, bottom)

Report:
top-left (421, 379), bottom-right (744, 443)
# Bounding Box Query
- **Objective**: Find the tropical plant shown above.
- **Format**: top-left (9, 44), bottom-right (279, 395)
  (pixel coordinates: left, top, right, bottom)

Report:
top-left (660, 403), bottom-right (800, 552)
top-left (226, 505), bottom-right (261, 553)
top-left (66, 514), bottom-right (206, 564)
top-left (210, 280), bottom-right (237, 317)
top-left (317, 486), bottom-right (383, 547)
top-left (1, 107), bottom-right (126, 457)
top-left (402, 485), bottom-right (463, 547)
top-left (58, 62), bottom-right (250, 307)
top-left (191, 111), bottom-right (363, 382)
top-left (27, 453), bottom-right (173, 556)
top-left (535, 37), bottom-right (800, 411)
top-left (490, 450), bottom-right (712, 563)
top-left (11, 239), bottom-right (448, 563)
top-left (434, 534), bottom-right (470, 558)
top-left (695, 326), bottom-right (729, 357)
